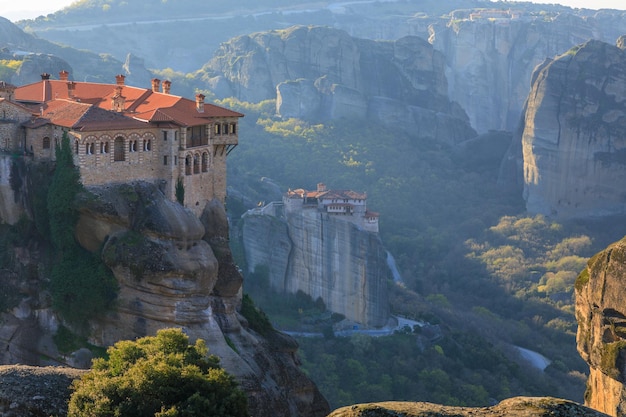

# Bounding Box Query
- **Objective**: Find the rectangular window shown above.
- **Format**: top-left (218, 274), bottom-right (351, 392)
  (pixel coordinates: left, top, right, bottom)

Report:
top-left (174, 156), bottom-right (177, 165)
top-left (163, 155), bottom-right (168, 165)
top-left (163, 131), bottom-right (168, 141)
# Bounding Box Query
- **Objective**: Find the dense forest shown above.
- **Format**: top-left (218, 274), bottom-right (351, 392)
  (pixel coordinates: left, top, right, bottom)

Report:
top-left (222, 98), bottom-right (624, 409)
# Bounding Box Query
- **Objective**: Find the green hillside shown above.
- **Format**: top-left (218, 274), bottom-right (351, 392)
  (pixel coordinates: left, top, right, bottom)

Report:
top-left (223, 98), bottom-right (625, 409)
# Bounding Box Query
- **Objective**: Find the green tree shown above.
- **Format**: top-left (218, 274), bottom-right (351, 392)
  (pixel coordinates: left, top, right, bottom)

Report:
top-left (47, 131), bottom-right (82, 253)
top-left (47, 131), bottom-right (117, 325)
top-left (68, 328), bottom-right (248, 417)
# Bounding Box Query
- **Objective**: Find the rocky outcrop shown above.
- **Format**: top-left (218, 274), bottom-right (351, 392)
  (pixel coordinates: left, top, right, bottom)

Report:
top-left (242, 205), bottom-right (390, 327)
top-left (205, 26), bottom-right (475, 144)
top-left (328, 397), bottom-right (609, 417)
top-left (0, 181), bottom-right (329, 417)
top-left (576, 237), bottom-right (626, 417)
top-left (517, 39), bottom-right (626, 219)
top-left (79, 182), bottom-right (329, 417)
top-left (0, 365), bottom-right (85, 417)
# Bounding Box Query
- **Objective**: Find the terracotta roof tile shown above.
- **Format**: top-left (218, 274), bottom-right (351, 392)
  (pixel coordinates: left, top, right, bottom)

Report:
top-left (26, 99), bottom-right (147, 131)
top-left (14, 79), bottom-right (243, 128)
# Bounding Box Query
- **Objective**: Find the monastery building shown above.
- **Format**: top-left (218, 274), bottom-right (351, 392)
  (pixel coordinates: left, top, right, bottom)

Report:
top-left (283, 183), bottom-right (379, 233)
top-left (0, 71), bottom-right (243, 215)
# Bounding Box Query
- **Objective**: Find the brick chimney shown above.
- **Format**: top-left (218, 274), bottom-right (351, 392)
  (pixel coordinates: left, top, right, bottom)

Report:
top-left (196, 93), bottom-right (205, 112)
top-left (115, 74), bottom-right (126, 86)
top-left (162, 80), bottom-right (171, 94)
top-left (59, 70), bottom-right (69, 81)
top-left (41, 73), bottom-right (51, 101)
top-left (317, 183), bottom-right (327, 192)
top-left (111, 85), bottom-right (125, 112)
top-left (67, 81), bottom-right (76, 99)
top-left (151, 78), bottom-right (160, 92)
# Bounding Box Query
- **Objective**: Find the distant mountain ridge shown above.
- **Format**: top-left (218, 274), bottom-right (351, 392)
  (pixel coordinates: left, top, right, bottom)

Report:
top-left (203, 26), bottom-right (475, 143)
top-left (0, 17), bottom-right (151, 87)
top-left (14, 0), bottom-right (626, 136)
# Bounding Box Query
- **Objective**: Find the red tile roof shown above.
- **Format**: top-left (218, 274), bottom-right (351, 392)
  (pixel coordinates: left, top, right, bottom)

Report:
top-left (23, 99), bottom-right (148, 131)
top-left (14, 78), bottom-right (243, 128)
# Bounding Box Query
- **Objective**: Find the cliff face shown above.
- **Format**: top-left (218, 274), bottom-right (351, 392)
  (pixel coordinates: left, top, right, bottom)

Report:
top-left (0, 182), bottom-right (329, 417)
top-left (242, 207), bottom-right (390, 327)
top-left (576, 237), bottom-right (626, 417)
top-left (430, 12), bottom-right (626, 133)
top-left (517, 39), bottom-right (626, 219)
top-left (205, 25), bottom-right (475, 144)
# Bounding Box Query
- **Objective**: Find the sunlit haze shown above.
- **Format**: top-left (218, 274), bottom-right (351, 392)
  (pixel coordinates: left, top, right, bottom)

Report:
top-left (0, 0), bottom-right (625, 21)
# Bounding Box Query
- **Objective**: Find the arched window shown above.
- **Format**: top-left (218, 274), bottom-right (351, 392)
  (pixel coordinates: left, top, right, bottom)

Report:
top-left (43, 137), bottom-right (51, 149)
top-left (185, 155), bottom-right (192, 175)
top-left (74, 140), bottom-right (79, 155)
top-left (144, 139), bottom-right (151, 151)
top-left (86, 143), bottom-right (94, 155)
top-left (193, 154), bottom-right (200, 174)
top-left (201, 152), bottom-right (208, 172)
top-left (101, 141), bottom-right (109, 154)
top-left (114, 136), bottom-right (125, 161)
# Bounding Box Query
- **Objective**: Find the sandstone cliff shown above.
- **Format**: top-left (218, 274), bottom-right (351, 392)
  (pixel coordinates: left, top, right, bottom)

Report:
top-left (0, 181), bottom-right (329, 417)
top-left (514, 39), bottom-right (626, 219)
top-left (576, 236), bottom-right (626, 417)
top-left (204, 25), bottom-right (475, 144)
top-left (242, 205), bottom-right (390, 327)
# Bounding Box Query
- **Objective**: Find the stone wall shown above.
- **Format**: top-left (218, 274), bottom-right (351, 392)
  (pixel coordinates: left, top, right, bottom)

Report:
top-left (22, 119), bottom-right (237, 216)
top-left (0, 156), bottom-right (23, 225)
top-left (0, 100), bottom-right (32, 151)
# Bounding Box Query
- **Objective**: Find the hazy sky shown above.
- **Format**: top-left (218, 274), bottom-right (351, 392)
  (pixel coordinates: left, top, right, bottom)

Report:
top-left (1, 0), bottom-right (625, 21)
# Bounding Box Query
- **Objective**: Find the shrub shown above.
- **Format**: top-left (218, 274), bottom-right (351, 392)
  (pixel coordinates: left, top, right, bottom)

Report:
top-left (68, 328), bottom-right (248, 417)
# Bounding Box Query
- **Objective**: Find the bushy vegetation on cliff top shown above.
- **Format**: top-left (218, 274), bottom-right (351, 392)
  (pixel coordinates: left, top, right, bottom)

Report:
top-left (68, 328), bottom-right (248, 417)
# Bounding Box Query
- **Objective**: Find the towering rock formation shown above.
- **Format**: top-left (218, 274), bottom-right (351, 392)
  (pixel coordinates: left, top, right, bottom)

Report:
top-left (241, 198), bottom-right (390, 328)
top-left (518, 38), bottom-right (626, 219)
top-left (204, 25), bottom-right (475, 144)
top-left (0, 182), bottom-right (329, 417)
top-left (576, 237), bottom-right (626, 417)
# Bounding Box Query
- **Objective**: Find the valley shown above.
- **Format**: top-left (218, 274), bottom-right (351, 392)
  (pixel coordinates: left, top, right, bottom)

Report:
top-left (1, 0), bottom-right (626, 416)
